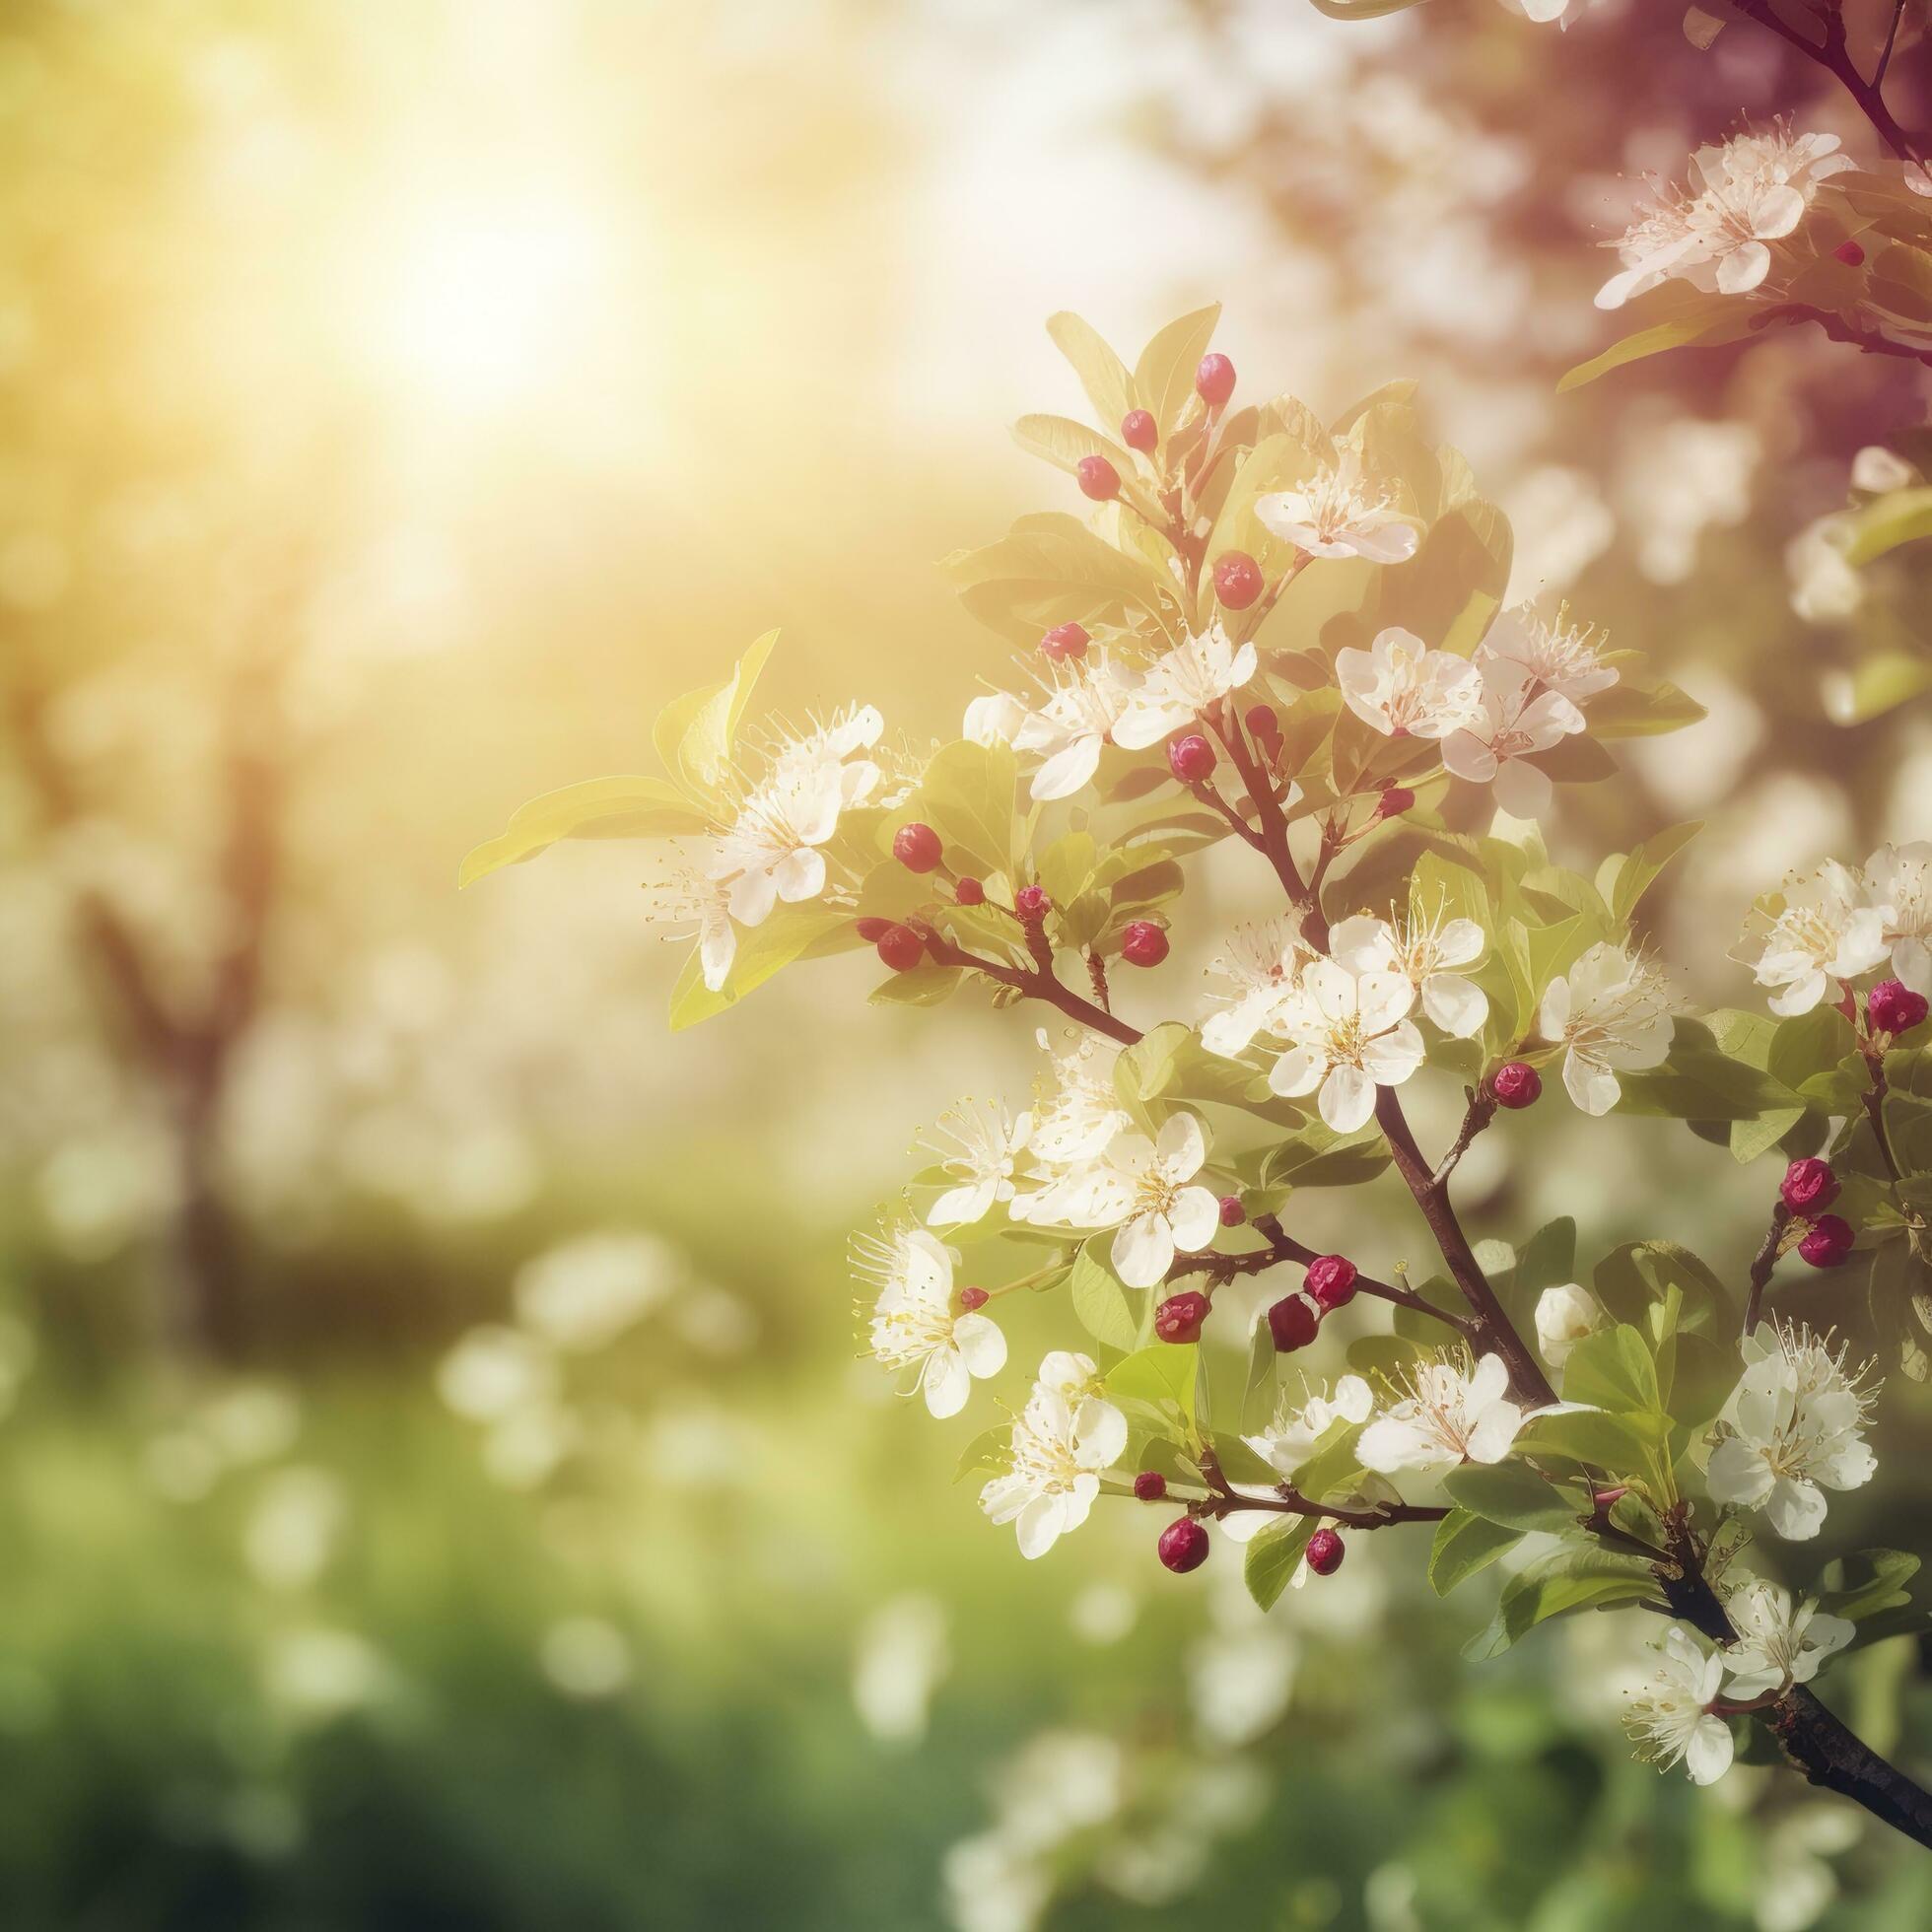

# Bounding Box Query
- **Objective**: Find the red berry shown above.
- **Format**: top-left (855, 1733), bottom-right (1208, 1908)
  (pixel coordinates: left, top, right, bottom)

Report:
top-left (1244, 703), bottom-right (1279, 743)
top-left (1780, 1157), bottom-right (1839, 1214)
top-left (1212, 551), bottom-right (1264, 610)
top-left (1133, 1471), bottom-right (1167, 1502)
top-left (1154, 1290), bottom-right (1209, 1345)
top-left (1376, 787), bottom-right (1415, 822)
top-left (876, 925), bottom-right (925, 972)
top-left (893, 822), bottom-right (943, 873)
top-left (957, 1285), bottom-right (990, 1311)
top-left (1797, 1213), bottom-right (1854, 1269)
top-left (1870, 979), bottom-right (1929, 1036)
top-left (1304, 1255), bottom-right (1357, 1313)
top-left (1014, 884), bottom-right (1050, 922)
top-left (1121, 409), bottom-right (1157, 453)
top-left (1121, 921), bottom-right (1169, 968)
top-left (953, 876), bottom-right (986, 907)
top-left (1167, 733), bottom-right (1216, 784)
top-left (1217, 1195), bottom-right (1246, 1227)
top-left (1834, 240), bottom-right (1866, 266)
top-left (1304, 1528), bottom-right (1345, 1576)
top-left (1076, 455), bottom-right (1121, 502)
top-left (1195, 353), bottom-right (1235, 407)
top-left (1491, 1062), bottom-right (1542, 1110)
top-left (1267, 1291), bottom-right (1320, 1352)
top-left (1157, 1517), bottom-right (1210, 1574)
top-left (1041, 621), bottom-right (1090, 662)
top-left (855, 917), bottom-right (893, 942)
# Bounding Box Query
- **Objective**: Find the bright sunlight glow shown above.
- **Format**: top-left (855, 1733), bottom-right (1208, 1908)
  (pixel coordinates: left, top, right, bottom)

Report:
top-left (368, 191), bottom-right (609, 414)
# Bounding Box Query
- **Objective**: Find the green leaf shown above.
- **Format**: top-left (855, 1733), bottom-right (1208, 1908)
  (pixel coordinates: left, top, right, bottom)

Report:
top-left (1069, 1237), bottom-right (1140, 1353)
top-left (1442, 1461), bottom-right (1580, 1535)
top-left (868, 965), bottom-right (963, 1007)
top-left (1822, 650), bottom-right (1932, 724)
top-left (1840, 486), bottom-right (1932, 565)
top-left (1582, 679), bottom-right (1709, 739)
top-left (1464, 1549), bottom-right (1659, 1660)
top-left (915, 739), bottom-right (1018, 874)
top-left (1592, 1241), bottom-right (1731, 1338)
top-left (1134, 304), bottom-right (1221, 437)
top-left (1518, 1407), bottom-right (1666, 1478)
top-left (1245, 1517), bottom-right (1317, 1612)
top-left (1557, 296), bottom-right (1759, 392)
top-left (668, 908), bottom-right (847, 1030)
top-left (1818, 1548), bottom-right (1922, 1622)
top-left (1560, 1324), bottom-right (1662, 1418)
top-left (458, 775), bottom-right (708, 887)
top-left (1011, 413), bottom-right (1142, 493)
top-left (1429, 1507), bottom-right (1523, 1597)
top-left (1045, 310), bottom-right (1136, 432)
top-left (1106, 1343), bottom-right (1200, 1427)
top-left (653, 629), bottom-right (781, 802)
top-left (1597, 821), bottom-right (1701, 928)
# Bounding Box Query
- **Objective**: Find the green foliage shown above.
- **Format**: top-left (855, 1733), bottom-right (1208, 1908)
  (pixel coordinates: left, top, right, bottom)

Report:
top-left (1244, 1516), bottom-right (1318, 1611)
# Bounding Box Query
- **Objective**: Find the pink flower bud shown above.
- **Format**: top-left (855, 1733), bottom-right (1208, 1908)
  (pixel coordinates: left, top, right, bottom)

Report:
top-left (1780, 1157), bottom-right (1838, 1214)
top-left (1157, 1517), bottom-right (1210, 1573)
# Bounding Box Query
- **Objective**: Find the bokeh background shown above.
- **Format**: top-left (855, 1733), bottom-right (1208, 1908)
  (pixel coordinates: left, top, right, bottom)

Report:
top-left (2, 0), bottom-right (1930, 1925)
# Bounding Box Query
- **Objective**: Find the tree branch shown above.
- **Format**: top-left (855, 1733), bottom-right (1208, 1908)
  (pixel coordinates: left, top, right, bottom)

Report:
top-left (1725, 0), bottom-right (1927, 162)
top-left (1743, 1200), bottom-right (1792, 1334)
top-left (921, 930), bottom-right (1143, 1046)
top-left (1657, 1510), bottom-right (1932, 1849)
top-left (1163, 1211), bottom-right (1476, 1334)
top-left (1373, 1088), bottom-right (1556, 1405)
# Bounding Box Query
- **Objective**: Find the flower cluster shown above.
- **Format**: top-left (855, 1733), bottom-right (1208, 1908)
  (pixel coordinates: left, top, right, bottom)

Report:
top-left (1597, 126), bottom-right (1851, 310)
top-left (1735, 843), bottom-right (1932, 1018)
top-left (1627, 1582), bottom-right (1854, 1785)
top-left (470, 306), bottom-right (1918, 1825)
top-left (1706, 1323), bottom-right (1880, 1542)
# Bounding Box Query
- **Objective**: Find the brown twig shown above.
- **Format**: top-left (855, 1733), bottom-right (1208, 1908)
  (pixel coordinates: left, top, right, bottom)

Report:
top-left (1162, 1211), bottom-right (1475, 1335)
top-left (1655, 1508), bottom-right (1932, 1848)
top-left (1373, 1088), bottom-right (1556, 1405)
top-left (1725, 0), bottom-right (1926, 162)
top-left (1743, 1200), bottom-right (1793, 1335)
top-left (920, 929), bottom-right (1142, 1047)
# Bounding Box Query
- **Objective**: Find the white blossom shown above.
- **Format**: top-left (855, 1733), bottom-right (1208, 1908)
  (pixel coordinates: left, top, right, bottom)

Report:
top-left (639, 841), bottom-right (739, 992)
top-left (1198, 917), bottom-right (1310, 1059)
top-left (1734, 861), bottom-right (1893, 1016)
top-left (1534, 1281), bottom-right (1603, 1369)
top-left (1012, 654), bottom-right (1140, 801)
top-left (1022, 1112), bottom-right (1219, 1287)
top-left (1111, 622), bottom-right (1258, 749)
top-left (1357, 1352), bottom-right (1527, 1476)
top-left (1016, 1027), bottom-right (1131, 1185)
top-left (1476, 604), bottom-right (1619, 702)
top-left (1866, 841), bottom-right (1932, 996)
top-left (1537, 941), bottom-right (1675, 1115)
top-left (1244, 1374), bottom-right (1376, 1479)
top-left (1330, 907), bottom-right (1488, 1038)
top-left (709, 705), bottom-right (884, 925)
top-left (979, 1354), bottom-right (1128, 1558)
top-left (1254, 450), bottom-right (1420, 564)
top-left (921, 1101), bottom-right (1034, 1227)
top-left (1596, 127), bottom-right (1851, 310)
top-left (1267, 957), bottom-right (1425, 1135)
top-left (1720, 1577), bottom-right (1854, 1698)
top-left (855, 1225), bottom-right (1006, 1419)
top-left (1441, 662), bottom-right (1586, 819)
top-left (1624, 1625), bottom-right (1734, 1785)
top-left (1335, 627), bottom-right (1484, 740)
top-left (964, 689), bottom-right (1028, 748)
top-left (1706, 1323), bottom-right (1878, 1541)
